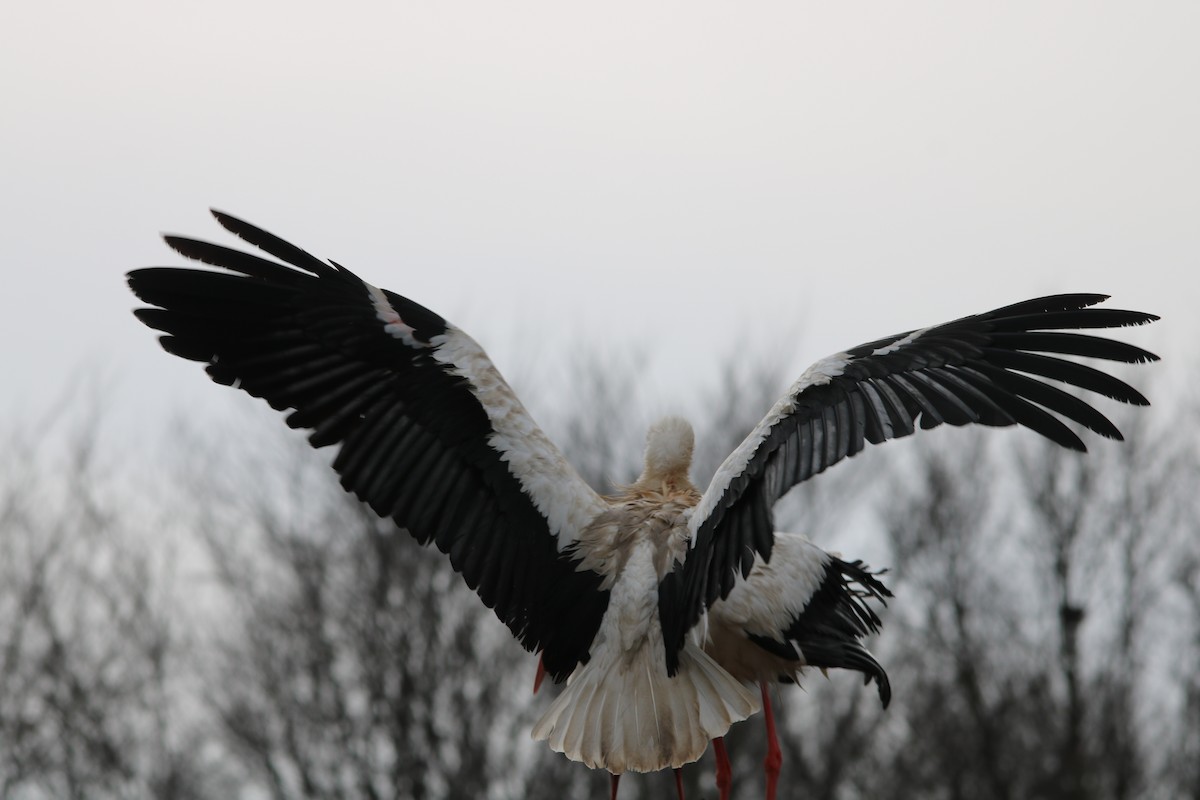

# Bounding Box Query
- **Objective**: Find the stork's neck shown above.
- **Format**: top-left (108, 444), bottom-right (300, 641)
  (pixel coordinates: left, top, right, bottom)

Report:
top-left (634, 416), bottom-right (696, 492)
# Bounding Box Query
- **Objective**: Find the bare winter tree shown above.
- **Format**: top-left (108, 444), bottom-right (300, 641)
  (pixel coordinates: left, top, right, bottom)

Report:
top-left (1134, 389), bottom-right (1200, 800)
top-left (545, 348), bottom-right (651, 494)
top-left (1167, 553), bottom-right (1200, 800)
top-left (0, 401), bottom-right (229, 799)
top-left (1013, 387), bottom-right (1190, 800)
top-left (176, 414), bottom-right (588, 800)
top-left (862, 374), bottom-right (1192, 800)
top-left (867, 431), bottom-right (1043, 800)
top-left (3, 356), bottom-right (1191, 800)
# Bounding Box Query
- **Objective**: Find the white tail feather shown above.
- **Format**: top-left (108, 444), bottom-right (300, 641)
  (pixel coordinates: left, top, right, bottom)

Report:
top-left (531, 642), bottom-right (759, 774)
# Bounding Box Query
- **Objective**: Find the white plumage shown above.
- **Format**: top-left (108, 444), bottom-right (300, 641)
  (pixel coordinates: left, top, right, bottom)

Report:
top-left (532, 422), bottom-right (763, 772)
top-left (706, 534), bottom-right (835, 684)
top-left (533, 417), bottom-right (760, 773)
top-left (533, 541), bottom-right (760, 772)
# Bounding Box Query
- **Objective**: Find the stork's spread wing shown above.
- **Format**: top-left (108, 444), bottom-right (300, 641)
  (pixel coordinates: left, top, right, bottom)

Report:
top-left (661, 294), bottom-right (1157, 672)
top-left (129, 211), bottom-right (609, 681)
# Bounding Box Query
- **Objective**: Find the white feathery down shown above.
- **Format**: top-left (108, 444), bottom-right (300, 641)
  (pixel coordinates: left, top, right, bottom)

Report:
top-left (639, 416), bottom-right (695, 484)
top-left (531, 640), bottom-right (759, 773)
top-left (429, 325), bottom-right (608, 551)
top-left (715, 533), bottom-right (830, 634)
top-left (532, 536), bottom-right (760, 773)
top-left (705, 533), bottom-right (830, 684)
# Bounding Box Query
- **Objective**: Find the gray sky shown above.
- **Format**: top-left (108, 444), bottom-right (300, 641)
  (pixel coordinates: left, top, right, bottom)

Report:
top-left (3, 1), bottom-right (1193, 444)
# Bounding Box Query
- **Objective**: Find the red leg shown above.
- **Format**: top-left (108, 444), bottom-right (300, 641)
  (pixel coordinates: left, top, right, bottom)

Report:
top-left (533, 653), bottom-right (546, 695)
top-left (610, 773), bottom-right (620, 800)
top-left (713, 737), bottom-right (732, 800)
top-left (762, 682), bottom-right (782, 800)
top-left (674, 767), bottom-right (685, 800)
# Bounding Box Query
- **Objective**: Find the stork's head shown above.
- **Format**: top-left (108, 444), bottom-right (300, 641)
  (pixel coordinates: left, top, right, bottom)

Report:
top-left (637, 416), bottom-right (695, 487)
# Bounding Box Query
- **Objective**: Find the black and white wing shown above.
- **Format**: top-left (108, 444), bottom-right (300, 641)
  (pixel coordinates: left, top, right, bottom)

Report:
top-left (128, 210), bottom-right (609, 681)
top-left (661, 294), bottom-right (1158, 671)
top-left (711, 533), bottom-right (892, 703)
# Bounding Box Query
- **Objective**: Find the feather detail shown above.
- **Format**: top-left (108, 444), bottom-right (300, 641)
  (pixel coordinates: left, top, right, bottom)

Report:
top-left (531, 641), bottom-right (759, 773)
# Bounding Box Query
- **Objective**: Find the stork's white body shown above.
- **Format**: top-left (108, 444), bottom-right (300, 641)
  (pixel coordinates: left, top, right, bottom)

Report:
top-left (533, 419), bottom-right (760, 772)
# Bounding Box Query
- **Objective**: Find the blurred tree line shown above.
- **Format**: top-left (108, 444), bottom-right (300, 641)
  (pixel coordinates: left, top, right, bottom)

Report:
top-left (0, 354), bottom-right (1195, 799)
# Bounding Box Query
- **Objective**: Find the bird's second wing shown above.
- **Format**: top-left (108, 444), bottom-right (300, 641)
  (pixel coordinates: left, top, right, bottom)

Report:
top-left (660, 294), bottom-right (1157, 672)
top-left (128, 211), bottom-right (609, 681)
top-left (713, 533), bottom-right (891, 705)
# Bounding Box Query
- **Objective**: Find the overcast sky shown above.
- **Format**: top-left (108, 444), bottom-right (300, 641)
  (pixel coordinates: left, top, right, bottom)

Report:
top-left (3, 1), bottom-right (1193, 448)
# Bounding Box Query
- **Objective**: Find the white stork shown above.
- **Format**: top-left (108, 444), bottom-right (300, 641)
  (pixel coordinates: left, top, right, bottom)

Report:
top-left (128, 211), bottom-right (1157, 800)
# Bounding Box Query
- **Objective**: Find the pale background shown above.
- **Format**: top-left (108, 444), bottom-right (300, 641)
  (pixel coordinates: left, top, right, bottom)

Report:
top-left (3, 1), bottom-right (1193, 438)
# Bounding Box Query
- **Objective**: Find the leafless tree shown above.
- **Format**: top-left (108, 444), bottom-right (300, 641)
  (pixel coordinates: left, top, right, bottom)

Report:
top-left (0, 401), bottom-right (228, 799)
top-left (3, 357), bottom-right (1193, 800)
top-left (546, 348), bottom-right (651, 494)
top-left (859, 373), bottom-right (1191, 800)
top-left (174, 414), bottom-right (583, 800)
top-left (1155, 391), bottom-right (1200, 800)
top-left (1167, 553), bottom-right (1200, 800)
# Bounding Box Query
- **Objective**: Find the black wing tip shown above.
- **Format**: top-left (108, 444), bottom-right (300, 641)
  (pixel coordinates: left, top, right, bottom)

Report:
top-left (131, 306), bottom-right (163, 328)
top-left (992, 293), bottom-right (1110, 316)
top-left (206, 207), bottom-right (341, 279)
top-left (1057, 292), bottom-right (1109, 309)
top-left (1065, 437), bottom-right (1088, 453)
top-left (210, 208), bottom-right (248, 236)
top-left (153, 209), bottom-right (252, 246)
top-left (836, 557), bottom-right (894, 601)
top-left (876, 670), bottom-right (892, 708)
top-left (204, 208), bottom-right (269, 252)
top-left (1118, 352), bottom-right (1160, 366)
top-left (1130, 311), bottom-right (1161, 326)
top-left (991, 294), bottom-right (1159, 329)
top-left (126, 268), bottom-right (152, 293)
top-left (161, 233), bottom-right (220, 265)
top-left (1098, 308), bottom-right (1161, 330)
